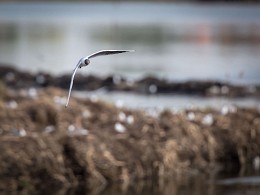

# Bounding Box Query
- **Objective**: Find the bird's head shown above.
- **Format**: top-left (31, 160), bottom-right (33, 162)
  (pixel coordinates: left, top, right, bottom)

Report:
top-left (85, 59), bottom-right (90, 66)
top-left (79, 58), bottom-right (90, 68)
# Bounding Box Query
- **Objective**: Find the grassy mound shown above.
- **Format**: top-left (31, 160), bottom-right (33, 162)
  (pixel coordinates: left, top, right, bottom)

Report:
top-left (0, 85), bottom-right (259, 193)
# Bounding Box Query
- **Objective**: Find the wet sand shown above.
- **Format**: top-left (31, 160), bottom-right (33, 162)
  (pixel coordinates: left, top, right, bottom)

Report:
top-left (0, 65), bottom-right (259, 193)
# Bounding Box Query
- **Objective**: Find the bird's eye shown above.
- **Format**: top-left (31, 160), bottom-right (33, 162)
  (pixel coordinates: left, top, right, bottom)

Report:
top-left (85, 59), bottom-right (90, 65)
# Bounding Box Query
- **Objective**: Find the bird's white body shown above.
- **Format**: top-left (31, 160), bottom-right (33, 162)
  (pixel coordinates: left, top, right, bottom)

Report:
top-left (65, 50), bottom-right (134, 107)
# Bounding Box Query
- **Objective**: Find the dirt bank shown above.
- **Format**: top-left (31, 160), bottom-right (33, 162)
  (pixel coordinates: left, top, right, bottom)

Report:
top-left (0, 80), bottom-right (259, 193)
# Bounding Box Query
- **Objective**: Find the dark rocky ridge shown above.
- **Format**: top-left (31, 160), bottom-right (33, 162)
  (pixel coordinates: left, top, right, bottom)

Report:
top-left (0, 64), bottom-right (259, 98)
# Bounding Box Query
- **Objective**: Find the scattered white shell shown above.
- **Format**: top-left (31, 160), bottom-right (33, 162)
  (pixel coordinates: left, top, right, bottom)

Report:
top-left (221, 105), bottom-right (229, 115)
top-left (78, 129), bottom-right (89, 135)
top-left (12, 128), bottom-right (27, 137)
top-left (187, 112), bottom-right (195, 121)
top-left (118, 112), bottom-right (126, 121)
top-left (114, 122), bottom-right (126, 133)
top-left (149, 84), bottom-right (157, 94)
top-left (28, 88), bottom-right (38, 98)
top-left (202, 114), bottom-right (214, 126)
top-left (6, 100), bottom-right (18, 109)
top-left (67, 125), bottom-right (89, 136)
top-left (44, 125), bottom-right (55, 134)
top-left (68, 125), bottom-right (76, 133)
top-left (221, 105), bottom-right (237, 115)
top-left (19, 129), bottom-right (27, 137)
top-left (127, 115), bottom-right (134, 124)
top-left (82, 110), bottom-right (91, 118)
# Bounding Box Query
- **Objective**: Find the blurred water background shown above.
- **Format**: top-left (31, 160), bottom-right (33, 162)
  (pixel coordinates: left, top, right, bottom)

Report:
top-left (0, 2), bottom-right (260, 85)
top-left (0, 2), bottom-right (260, 195)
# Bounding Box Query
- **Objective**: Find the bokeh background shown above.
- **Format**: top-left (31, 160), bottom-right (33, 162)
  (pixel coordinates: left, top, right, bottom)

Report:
top-left (0, 1), bottom-right (260, 195)
top-left (0, 2), bottom-right (259, 84)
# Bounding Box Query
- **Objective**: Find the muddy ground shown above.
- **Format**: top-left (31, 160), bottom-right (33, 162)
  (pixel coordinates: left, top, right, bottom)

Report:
top-left (0, 65), bottom-right (260, 193)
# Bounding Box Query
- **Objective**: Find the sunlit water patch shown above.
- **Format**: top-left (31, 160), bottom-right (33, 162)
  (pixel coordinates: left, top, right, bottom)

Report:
top-left (74, 90), bottom-right (260, 111)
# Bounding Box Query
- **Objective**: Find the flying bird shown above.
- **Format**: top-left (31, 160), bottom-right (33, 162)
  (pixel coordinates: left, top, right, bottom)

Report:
top-left (65, 50), bottom-right (134, 108)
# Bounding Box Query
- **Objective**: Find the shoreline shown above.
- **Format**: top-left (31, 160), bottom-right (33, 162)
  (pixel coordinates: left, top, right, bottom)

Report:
top-left (1, 65), bottom-right (259, 99)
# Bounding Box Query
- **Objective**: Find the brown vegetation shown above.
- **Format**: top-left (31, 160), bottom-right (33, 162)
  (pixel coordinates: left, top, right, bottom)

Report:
top-left (0, 81), bottom-right (259, 193)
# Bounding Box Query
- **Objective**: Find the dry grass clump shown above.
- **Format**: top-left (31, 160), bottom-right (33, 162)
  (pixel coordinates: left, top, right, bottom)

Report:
top-left (0, 85), bottom-right (259, 193)
top-left (0, 135), bottom-right (68, 192)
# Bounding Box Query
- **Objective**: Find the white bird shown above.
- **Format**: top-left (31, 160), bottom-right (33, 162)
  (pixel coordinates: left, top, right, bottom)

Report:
top-left (65, 50), bottom-right (134, 108)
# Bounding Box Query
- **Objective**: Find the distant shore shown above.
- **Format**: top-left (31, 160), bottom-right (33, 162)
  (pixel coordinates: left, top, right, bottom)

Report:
top-left (1, 65), bottom-right (259, 99)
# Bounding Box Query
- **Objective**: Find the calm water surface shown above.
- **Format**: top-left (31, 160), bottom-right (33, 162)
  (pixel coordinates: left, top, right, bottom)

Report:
top-left (0, 3), bottom-right (260, 85)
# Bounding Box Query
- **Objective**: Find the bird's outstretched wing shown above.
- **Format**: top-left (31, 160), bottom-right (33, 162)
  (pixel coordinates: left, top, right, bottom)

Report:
top-left (65, 50), bottom-right (134, 108)
top-left (65, 60), bottom-right (81, 108)
top-left (87, 50), bottom-right (134, 59)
